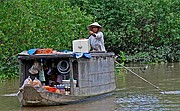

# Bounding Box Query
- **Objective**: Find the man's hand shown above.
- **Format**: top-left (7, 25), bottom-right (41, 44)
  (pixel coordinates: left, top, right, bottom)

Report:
top-left (89, 31), bottom-right (94, 35)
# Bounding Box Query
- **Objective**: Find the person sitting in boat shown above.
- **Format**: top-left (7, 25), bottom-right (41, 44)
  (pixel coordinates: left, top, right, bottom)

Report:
top-left (88, 22), bottom-right (106, 52)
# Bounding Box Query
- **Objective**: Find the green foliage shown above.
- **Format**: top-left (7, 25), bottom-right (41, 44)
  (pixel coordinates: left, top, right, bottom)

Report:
top-left (0, 0), bottom-right (92, 80)
top-left (116, 51), bottom-right (126, 65)
top-left (69, 0), bottom-right (180, 63)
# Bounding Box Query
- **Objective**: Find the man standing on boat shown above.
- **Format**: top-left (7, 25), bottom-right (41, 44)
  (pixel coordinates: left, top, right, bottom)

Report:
top-left (88, 22), bottom-right (106, 52)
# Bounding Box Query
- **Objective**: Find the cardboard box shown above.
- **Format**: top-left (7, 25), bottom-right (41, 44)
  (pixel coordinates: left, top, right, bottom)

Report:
top-left (73, 39), bottom-right (90, 53)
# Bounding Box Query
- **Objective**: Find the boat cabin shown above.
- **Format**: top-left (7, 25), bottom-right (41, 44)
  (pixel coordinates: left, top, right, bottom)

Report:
top-left (18, 52), bottom-right (116, 97)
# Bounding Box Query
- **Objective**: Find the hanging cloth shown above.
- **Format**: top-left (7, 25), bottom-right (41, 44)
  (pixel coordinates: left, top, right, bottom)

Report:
top-left (39, 59), bottom-right (46, 82)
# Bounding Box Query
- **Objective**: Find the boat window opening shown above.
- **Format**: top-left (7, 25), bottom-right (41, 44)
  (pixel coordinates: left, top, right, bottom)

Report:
top-left (21, 58), bottom-right (78, 95)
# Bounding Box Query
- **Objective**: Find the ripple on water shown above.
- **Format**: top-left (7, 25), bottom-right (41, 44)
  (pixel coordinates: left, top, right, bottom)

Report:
top-left (162, 91), bottom-right (180, 95)
top-left (115, 92), bottom-right (180, 111)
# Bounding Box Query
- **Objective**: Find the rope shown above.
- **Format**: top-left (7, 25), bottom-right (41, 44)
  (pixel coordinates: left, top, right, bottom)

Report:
top-left (115, 60), bottom-right (165, 93)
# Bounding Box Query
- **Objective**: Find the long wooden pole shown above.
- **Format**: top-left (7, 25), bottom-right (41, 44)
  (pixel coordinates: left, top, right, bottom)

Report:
top-left (115, 60), bottom-right (165, 93)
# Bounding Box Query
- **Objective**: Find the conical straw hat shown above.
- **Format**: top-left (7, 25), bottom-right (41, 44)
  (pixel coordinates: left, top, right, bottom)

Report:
top-left (88, 22), bottom-right (102, 31)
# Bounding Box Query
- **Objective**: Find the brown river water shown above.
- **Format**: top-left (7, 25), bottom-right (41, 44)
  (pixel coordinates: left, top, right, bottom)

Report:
top-left (0, 63), bottom-right (179, 111)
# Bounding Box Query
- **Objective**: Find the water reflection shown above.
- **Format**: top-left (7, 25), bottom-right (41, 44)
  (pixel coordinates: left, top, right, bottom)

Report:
top-left (0, 63), bottom-right (179, 111)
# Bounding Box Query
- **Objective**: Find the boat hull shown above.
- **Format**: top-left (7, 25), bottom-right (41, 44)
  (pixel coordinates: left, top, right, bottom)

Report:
top-left (17, 85), bottom-right (89, 106)
top-left (17, 85), bottom-right (114, 106)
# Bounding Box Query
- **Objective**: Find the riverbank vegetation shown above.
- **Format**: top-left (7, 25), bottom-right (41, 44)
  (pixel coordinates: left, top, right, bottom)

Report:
top-left (0, 0), bottom-right (179, 80)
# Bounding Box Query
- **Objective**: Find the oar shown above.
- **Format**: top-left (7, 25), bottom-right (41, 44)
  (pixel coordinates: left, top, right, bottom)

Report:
top-left (115, 60), bottom-right (165, 94)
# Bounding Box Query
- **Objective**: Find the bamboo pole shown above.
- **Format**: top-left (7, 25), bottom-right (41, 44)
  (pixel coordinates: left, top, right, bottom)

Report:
top-left (115, 60), bottom-right (165, 93)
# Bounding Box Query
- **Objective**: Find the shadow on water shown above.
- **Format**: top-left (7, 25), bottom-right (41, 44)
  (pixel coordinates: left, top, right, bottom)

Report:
top-left (0, 63), bottom-right (180, 111)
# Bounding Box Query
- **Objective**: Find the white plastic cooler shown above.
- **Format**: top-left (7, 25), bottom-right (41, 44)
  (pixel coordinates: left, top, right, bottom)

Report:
top-left (72, 39), bottom-right (90, 53)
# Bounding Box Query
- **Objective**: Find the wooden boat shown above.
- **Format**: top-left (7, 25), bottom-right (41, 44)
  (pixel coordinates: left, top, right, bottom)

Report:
top-left (17, 52), bottom-right (116, 106)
